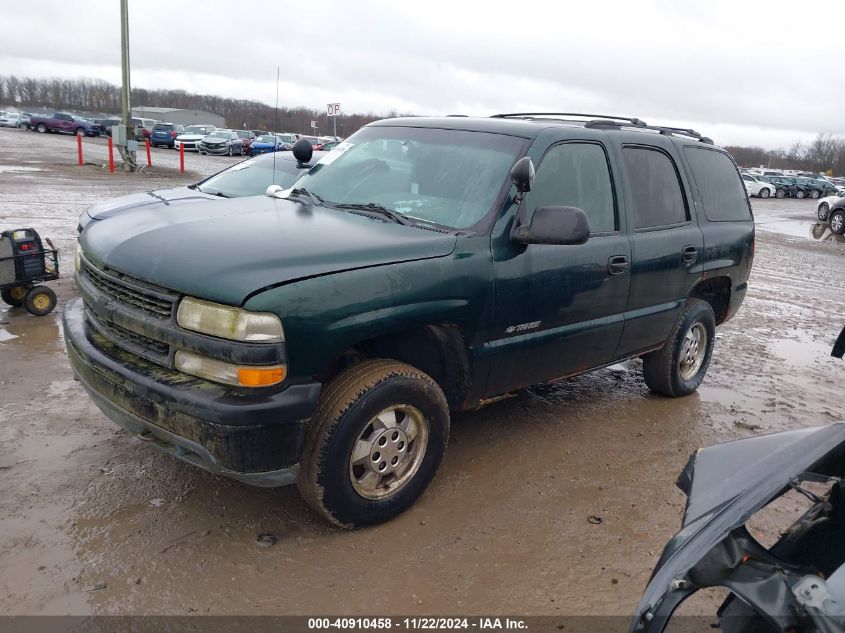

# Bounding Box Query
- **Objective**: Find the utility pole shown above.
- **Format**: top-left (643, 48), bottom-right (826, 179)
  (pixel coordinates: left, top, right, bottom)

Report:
top-left (119, 0), bottom-right (137, 169)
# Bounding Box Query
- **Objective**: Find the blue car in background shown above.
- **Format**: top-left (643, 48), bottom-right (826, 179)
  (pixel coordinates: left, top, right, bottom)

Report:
top-left (249, 134), bottom-right (292, 156)
top-left (150, 122), bottom-right (185, 148)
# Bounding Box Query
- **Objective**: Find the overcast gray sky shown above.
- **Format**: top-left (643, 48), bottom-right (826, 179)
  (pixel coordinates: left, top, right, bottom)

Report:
top-left (1, 0), bottom-right (843, 148)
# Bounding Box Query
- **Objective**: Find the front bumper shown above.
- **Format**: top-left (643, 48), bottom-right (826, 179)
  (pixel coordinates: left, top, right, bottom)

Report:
top-left (199, 144), bottom-right (230, 154)
top-left (63, 298), bottom-right (321, 487)
top-left (176, 140), bottom-right (199, 151)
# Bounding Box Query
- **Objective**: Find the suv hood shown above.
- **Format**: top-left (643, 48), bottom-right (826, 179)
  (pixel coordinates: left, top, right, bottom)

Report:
top-left (632, 423), bottom-right (845, 633)
top-left (83, 187), bottom-right (216, 223)
top-left (80, 196), bottom-right (458, 305)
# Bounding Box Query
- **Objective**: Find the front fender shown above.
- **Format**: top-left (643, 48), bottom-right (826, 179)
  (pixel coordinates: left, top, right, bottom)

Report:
top-left (243, 235), bottom-right (493, 380)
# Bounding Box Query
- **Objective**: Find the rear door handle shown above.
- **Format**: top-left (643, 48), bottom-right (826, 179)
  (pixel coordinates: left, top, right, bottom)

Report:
top-left (607, 255), bottom-right (629, 276)
top-left (682, 245), bottom-right (698, 264)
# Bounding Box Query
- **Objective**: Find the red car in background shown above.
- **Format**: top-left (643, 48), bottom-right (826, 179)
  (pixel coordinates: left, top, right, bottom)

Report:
top-left (232, 129), bottom-right (257, 153)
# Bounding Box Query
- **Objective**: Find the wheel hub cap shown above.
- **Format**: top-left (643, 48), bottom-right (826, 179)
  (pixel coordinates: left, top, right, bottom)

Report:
top-left (349, 405), bottom-right (429, 500)
top-left (679, 323), bottom-right (707, 381)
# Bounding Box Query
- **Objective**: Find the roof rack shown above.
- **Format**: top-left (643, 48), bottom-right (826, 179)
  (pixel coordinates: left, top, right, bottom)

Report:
top-left (490, 112), bottom-right (713, 144)
top-left (491, 112), bottom-right (648, 127)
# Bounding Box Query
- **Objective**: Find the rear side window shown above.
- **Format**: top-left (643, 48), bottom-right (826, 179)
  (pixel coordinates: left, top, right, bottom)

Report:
top-left (684, 148), bottom-right (751, 222)
top-left (622, 146), bottom-right (688, 229)
top-left (530, 142), bottom-right (616, 233)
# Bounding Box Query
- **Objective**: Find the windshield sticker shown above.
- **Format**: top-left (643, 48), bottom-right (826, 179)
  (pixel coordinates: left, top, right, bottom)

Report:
top-left (318, 142), bottom-right (353, 166)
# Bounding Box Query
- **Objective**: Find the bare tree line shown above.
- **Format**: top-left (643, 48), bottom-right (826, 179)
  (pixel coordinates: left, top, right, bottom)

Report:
top-left (0, 75), bottom-right (389, 136)
top-left (725, 133), bottom-right (845, 176)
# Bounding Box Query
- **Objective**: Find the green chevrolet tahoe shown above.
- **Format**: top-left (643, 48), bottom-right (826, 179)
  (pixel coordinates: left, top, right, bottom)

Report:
top-left (65, 114), bottom-right (754, 527)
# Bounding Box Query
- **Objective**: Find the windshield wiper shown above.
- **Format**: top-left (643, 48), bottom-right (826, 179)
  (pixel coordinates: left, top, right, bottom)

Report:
top-left (333, 203), bottom-right (412, 226)
top-left (288, 187), bottom-right (323, 206)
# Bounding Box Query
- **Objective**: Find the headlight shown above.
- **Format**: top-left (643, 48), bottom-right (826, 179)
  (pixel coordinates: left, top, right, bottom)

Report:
top-left (74, 244), bottom-right (82, 273)
top-left (176, 297), bottom-right (284, 342)
top-left (175, 350), bottom-right (286, 387)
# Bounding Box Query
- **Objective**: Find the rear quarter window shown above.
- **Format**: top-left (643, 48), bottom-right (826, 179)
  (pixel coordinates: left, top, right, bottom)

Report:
top-left (684, 147), bottom-right (752, 222)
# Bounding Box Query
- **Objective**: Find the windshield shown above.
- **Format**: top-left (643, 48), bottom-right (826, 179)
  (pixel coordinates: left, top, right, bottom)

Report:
top-left (290, 126), bottom-right (526, 230)
top-left (198, 157), bottom-right (301, 197)
top-left (235, 130), bottom-right (251, 139)
top-left (257, 135), bottom-right (276, 143)
top-left (185, 126), bottom-right (209, 134)
top-left (207, 131), bottom-right (230, 139)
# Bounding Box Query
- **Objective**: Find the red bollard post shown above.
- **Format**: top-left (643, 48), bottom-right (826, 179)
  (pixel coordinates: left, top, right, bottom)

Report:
top-left (145, 138), bottom-right (152, 167)
top-left (179, 143), bottom-right (185, 173)
top-left (107, 136), bottom-right (115, 173)
top-left (77, 133), bottom-right (83, 165)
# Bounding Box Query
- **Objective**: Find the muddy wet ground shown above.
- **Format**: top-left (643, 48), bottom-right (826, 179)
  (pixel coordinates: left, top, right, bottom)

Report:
top-left (0, 127), bottom-right (843, 618)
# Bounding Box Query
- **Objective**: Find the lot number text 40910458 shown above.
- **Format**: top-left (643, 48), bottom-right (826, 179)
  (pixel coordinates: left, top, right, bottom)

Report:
top-left (307, 617), bottom-right (528, 630)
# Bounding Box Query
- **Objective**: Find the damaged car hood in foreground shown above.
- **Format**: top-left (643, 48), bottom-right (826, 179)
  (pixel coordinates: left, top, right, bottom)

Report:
top-left (632, 423), bottom-right (845, 633)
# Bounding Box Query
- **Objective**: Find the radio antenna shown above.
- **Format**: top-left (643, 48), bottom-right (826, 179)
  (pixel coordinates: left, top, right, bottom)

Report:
top-left (272, 66), bottom-right (280, 186)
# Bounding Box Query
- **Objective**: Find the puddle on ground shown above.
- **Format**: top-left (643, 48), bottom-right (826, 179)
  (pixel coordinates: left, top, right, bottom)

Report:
top-left (0, 327), bottom-right (18, 342)
top-left (0, 165), bottom-right (44, 174)
top-left (769, 336), bottom-right (833, 367)
top-left (756, 218), bottom-right (845, 244)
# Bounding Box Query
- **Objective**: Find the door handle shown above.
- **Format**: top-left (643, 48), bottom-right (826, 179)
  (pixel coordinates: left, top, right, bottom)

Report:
top-left (607, 255), bottom-right (629, 276)
top-left (682, 245), bottom-right (698, 264)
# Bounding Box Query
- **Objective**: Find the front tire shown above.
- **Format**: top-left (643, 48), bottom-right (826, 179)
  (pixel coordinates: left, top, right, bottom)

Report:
top-left (810, 190), bottom-right (820, 199)
top-left (298, 359), bottom-right (450, 528)
top-left (830, 210), bottom-right (845, 235)
top-left (796, 190), bottom-right (805, 199)
top-left (759, 187), bottom-right (770, 199)
top-left (819, 203), bottom-right (830, 221)
top-left (642, 298), bottom-right (716, 397)
top-left (36, 123), bottom-right (47, 133)
top-left (23, 285), bottom-right (57, 316)
top-left (775, 188), bottom-right (786, 199)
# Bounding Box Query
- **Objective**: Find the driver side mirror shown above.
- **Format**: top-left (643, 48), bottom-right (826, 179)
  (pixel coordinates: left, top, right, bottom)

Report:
top-left (513, 206), bottom-right (591, 246)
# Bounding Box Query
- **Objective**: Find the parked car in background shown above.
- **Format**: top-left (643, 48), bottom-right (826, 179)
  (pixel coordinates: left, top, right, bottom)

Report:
top-left (767, 175), bottom-right (808, 198)
top-left (251, 130), bottom-right (269, 137)
top-left (740, 173), bottom-right (774, 198)
top-left (17, 113), bottom-right (32, 129)
top-left (248, 134), bottom-right (286, 155)
top-left (174, 125), bottom-right (216, 152)
top-left (232, 129), bottom-right (257, 153)
top-left (132, 117), bottom-right (158, 141)
top-left (0, 112), bottom-right (22, 127)
top-left (754, 175), bottom-right (790, 199)
top-left (198, 130), bottom-right (244, 156)
top-left (94, 118), bottom-right (122, 137)
top-left (315, 140), bottom-right (340, 151)
top-left (793, 177), bottom-right (833, 199)
top-left (817, 193), bottom-right (845, 221)
top-left (273, 132), bottom-right (297, 145)
top-left (29, 112), bottom-right (102, 136)
top-left (149, 122), bottom-right (185, 149)
top-left (298, 135), bottom-right (322, 148)
top-left (77, 150), bottom-right (327, 231)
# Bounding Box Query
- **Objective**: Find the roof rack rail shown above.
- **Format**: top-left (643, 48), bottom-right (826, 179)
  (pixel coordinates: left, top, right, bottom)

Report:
top-left (581, 119), bottom-right (713, 143)
top-left (491, 112), bottom-right (648, 126)
top-left (489, 112), bottom-right (714, 144)
top-left (655, 126), bottom-right (714, 144)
